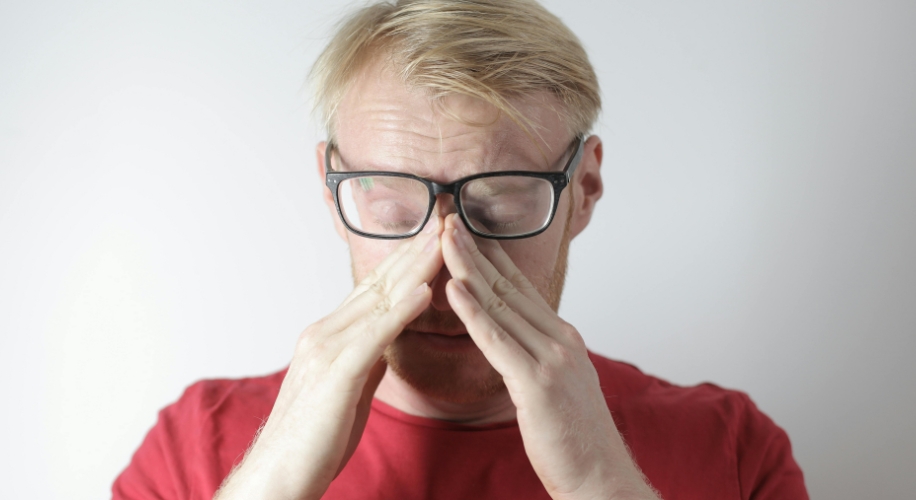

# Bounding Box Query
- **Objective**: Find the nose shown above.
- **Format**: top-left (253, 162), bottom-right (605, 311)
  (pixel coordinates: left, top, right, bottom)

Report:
top-left (428, 193), bottom-right (457, 312)
top-left (432, 193), bottom-right (458, 218)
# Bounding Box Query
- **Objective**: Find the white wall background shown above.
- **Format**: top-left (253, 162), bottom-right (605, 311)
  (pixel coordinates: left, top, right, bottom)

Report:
top-left (1, 0), bottom-right (914, 498)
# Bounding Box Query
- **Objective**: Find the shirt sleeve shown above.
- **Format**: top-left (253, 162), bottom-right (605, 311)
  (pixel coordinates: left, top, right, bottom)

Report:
top-left (113, 401), bottom-right (186, 499)
top-left (112, 381), bottom-right (232, 500)
top-left (734, 393), bottom-right (809, 500)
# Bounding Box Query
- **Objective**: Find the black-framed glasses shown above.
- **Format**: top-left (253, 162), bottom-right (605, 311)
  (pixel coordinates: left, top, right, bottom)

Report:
top-left (325, 137), bottom-right (584, 240)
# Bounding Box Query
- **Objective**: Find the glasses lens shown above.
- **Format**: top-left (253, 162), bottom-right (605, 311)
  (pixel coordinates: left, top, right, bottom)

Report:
top-left (459, 176), bottom-right (555, 237)
top-left (337, 175), bottom-right (430, 236)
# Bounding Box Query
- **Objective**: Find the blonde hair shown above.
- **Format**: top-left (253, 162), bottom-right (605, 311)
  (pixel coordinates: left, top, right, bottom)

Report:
top-left (310, 0), bottom-right (601, 141)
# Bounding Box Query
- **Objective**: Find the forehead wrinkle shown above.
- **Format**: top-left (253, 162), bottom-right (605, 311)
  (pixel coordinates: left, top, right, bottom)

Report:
top-left (341, 126), bottom-right (561, 182)
top-left (354, 120), bottom-right (499, 157)
top-left (361, 110), bottom-right (493, 146)
top-left (336, 64), bottom-right (570, 180)
top-left (341, 85), bottom-right (502, 150)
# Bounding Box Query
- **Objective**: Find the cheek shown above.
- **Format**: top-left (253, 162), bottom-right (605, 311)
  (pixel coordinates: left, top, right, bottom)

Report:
top-left (497, 222), bottom-right (564, 287)
top-left (501, 190), bottom-right (568, 261)
top-left (348, 237), bottom-right (401, 281)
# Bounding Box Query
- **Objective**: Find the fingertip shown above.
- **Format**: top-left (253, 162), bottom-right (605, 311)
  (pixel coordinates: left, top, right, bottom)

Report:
top-left (449, 217), bottom-right (477, 250)
top-left (437, 224), bottom-right (457, 256)
top-left (444, 279), bottom-right (465, 312)
top-left (396, 282), bottom-right (432, 319)
top-left (452, 214), bottom-right (466, 230)
top-left (445, 278), bottom-right (469, 300)
top-left (444, 213), bottom-right (460, 230)
top-left (451, 228), bottom-right (466, 251)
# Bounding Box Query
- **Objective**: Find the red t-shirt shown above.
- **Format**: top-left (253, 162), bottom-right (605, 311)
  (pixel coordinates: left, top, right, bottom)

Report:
top-left (113, 352), bottom-right (808, 499)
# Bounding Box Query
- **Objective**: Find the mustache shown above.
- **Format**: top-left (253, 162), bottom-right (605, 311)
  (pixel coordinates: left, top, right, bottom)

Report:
top-left (404, 307), bottom-right (466, 333)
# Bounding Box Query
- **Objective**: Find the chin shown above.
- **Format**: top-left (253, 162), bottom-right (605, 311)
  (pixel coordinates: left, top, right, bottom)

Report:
top-left (383, 330), bottom-right (506, 404)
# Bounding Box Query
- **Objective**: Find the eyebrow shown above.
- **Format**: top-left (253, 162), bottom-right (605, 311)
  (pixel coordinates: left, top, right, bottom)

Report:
top-left (328, 139), bottom-right (576, 179)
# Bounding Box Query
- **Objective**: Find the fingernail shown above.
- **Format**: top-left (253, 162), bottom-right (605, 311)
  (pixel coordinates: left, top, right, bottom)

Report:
top-left (423, 216), bottom-right (440, 234)
top-left (452, 228), bottom-right (464, 249)
top-left (454, 218), bottom-right (473, 246)
top-left (411, 282), bottom-right (428, 295)
top-left (424, 234), bottom-right (439, 253)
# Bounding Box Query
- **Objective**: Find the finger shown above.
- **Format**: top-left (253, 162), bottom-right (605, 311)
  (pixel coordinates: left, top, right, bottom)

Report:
top-left (452, 216), bottom-right (553, 311)
top-left (442, 221), bottom-right (556, 359)
top-left (446, 216), bottom-right (560, 334)
top-left (321, 218), bottom-right (442, 335)
top-left (476, 239), bottom-right (553, 311)
top-left (333, 282), bottom-right (432, 370)
top-left (443, 219), bottom-right (561, 346)
top-left (381, 216), bottom-right (444, 304)
top-left (341, 216), bottom-right (439, 306)
top-left (340, 239), bottom-right (411, 306)
top-left (445, 278), bottom-right (535, 378)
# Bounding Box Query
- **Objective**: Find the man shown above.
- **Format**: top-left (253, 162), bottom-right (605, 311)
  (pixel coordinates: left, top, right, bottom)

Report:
top-left (114, 1), bottom-right (808, 498)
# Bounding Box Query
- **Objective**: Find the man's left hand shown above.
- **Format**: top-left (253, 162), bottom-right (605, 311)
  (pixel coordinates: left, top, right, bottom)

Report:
top-left (441, 215), bottom-right (659, 500)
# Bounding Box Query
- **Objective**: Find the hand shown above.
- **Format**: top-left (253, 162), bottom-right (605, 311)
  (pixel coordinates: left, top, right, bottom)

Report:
top-left (215, 218), bottom-right (444, 500)
top-left (441, 215), bottom-right (659, 500)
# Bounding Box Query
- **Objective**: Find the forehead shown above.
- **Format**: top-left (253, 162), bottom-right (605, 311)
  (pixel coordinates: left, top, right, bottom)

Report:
top-left (334, 59), bottom-right (572, 182)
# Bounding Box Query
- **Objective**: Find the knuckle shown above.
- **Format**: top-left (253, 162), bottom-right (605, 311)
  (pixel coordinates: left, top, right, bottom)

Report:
top-left (549, 340), bottom-right (578, 366)
top-left (508, 269), bottom-right (534, 291)
top-left (491, 275), bottom-right (517, 297)
top-left (535, 341), bottom-right (578, 388)
top-left (483, 293), bottom-right (510, 316)
top-left (362, 268), bottom-right (382, 287)
top-left (560, 323), bottom-right (587, 349)
top-left (296, 324), bottom-right (319, 347)
top-left (368, 278), bottom-right (389, 298)
top-left (296, 334), bottom-right (328, 360)
top-left (372, 296), bottom-right (393, 316)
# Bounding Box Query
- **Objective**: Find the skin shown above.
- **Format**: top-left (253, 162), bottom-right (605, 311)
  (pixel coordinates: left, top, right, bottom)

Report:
top-left (215, 61), bottom-right (659, 500)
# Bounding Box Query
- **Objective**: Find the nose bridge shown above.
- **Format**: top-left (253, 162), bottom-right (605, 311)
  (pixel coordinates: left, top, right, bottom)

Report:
top-left (432, 192), bottom-right (458, 218)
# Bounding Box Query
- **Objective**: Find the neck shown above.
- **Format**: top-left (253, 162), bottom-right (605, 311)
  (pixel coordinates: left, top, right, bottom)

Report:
top-left (373, 369), bottom-right (517, 425)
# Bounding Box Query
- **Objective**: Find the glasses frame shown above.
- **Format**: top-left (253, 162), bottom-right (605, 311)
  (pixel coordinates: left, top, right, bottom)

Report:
top-left (325, 136), bottom-right (584, 240)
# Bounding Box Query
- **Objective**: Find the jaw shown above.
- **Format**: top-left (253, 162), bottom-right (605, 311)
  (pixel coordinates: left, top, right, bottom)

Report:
top-left (377, 335), bottom-right (516, 424)
top-left (383, 327), bottom-right (506, 404)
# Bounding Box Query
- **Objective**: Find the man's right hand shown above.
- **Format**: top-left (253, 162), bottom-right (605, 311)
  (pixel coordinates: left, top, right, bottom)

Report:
top-left (214, 217), bottom-right (443, 500)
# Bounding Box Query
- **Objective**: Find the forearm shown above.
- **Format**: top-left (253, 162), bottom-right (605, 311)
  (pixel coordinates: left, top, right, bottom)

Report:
top-left (214, 436), bottom-right (326, 500)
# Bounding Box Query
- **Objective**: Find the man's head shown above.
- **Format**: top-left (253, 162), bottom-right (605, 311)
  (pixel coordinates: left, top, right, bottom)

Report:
top-left (311, 0), bottom-right (604, 404)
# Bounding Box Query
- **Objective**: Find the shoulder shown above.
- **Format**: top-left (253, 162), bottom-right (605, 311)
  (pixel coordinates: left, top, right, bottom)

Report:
top-left (165, 369), bottom-right (286, 424)
top-left (588, 351), bottom-right (766, 429)
top-left (155, 369), bottom-right (287, 459)
top-left (588, 352), bottom-right (808, 499)
top-left (112, 369), bottom-right (287, 500)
